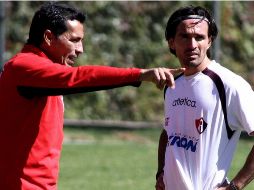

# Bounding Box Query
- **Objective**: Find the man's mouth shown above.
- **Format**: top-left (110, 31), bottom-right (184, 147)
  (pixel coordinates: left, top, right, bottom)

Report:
top-left (67, 56), bottom-right (77, 66)
top-left (186, 51), bottom-right (199, 59)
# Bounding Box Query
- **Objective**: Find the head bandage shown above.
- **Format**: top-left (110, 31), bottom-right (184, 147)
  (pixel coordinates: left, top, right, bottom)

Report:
top-left (171, 15), bottom-right (210, 25)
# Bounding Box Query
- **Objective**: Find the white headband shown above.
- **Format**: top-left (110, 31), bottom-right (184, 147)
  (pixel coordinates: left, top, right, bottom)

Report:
top-left (172, 15), bottom-right (210, 24)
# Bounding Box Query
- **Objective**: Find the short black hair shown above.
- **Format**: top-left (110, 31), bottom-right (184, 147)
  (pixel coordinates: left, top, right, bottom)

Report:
top-left (165, 5), bottom-right (218, 55)
top-left (27, 2), bottom-right (86, 47)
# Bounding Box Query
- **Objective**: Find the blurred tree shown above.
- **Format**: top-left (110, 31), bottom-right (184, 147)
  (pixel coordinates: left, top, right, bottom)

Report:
top-left (3, 1), bottom-right (254, 121)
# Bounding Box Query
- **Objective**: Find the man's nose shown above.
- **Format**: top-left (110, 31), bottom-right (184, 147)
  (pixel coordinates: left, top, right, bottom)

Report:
top-left (187, 38), bottom-right (198, 49)
top-left (76, 41), bottom-right (84, 55)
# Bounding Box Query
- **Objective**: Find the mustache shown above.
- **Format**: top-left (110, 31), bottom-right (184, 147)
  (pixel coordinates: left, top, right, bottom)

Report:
top-left (184, 49), bottom-right (199, 54)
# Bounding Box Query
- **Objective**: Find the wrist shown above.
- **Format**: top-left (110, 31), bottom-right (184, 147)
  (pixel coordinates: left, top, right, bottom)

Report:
top-left (139, 69), bottom-right (146, 81)
top-left (229, 181), bottom-right (239, 190)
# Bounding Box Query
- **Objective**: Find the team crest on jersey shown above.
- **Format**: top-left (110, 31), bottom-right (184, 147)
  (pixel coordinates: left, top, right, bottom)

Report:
top-left (195, 117), bottom-right (207, 134)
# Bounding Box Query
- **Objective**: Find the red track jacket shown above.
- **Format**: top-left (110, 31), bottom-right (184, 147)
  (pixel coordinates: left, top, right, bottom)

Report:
top-left (0, 45), bottom-right (141, 189)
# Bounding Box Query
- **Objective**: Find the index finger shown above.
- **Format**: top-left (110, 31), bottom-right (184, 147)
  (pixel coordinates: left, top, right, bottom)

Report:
top-left (170, 68), bottom-right (186, 76)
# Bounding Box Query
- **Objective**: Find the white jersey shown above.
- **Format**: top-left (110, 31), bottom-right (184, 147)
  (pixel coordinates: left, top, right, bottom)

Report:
top-left (163, 60), bottom-right (254, 190)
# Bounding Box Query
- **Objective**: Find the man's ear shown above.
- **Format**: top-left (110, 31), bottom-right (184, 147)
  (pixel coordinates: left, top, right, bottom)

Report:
top-left (168, 38), bottom-right (175, 50)
top-left (43, 30), bottom-right (54, 46)
top-left (207, 36), bottom-right (212, 50)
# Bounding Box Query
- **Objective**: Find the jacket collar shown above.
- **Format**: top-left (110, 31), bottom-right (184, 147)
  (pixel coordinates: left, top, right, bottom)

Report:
top-left (21, 44), bottom-right (48, 58)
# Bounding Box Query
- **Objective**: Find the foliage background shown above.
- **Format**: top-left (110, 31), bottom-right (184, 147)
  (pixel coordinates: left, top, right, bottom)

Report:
top-left (3, 1), bottom-right (254, 121)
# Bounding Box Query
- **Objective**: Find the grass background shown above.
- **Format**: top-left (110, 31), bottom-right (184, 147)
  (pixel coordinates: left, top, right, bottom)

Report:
top-left (58, 127), bottom-right (253, 190)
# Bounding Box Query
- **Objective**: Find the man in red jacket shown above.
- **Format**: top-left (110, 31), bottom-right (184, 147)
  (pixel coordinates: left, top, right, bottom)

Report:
top-left (0, 2), bottom-right (183, 190)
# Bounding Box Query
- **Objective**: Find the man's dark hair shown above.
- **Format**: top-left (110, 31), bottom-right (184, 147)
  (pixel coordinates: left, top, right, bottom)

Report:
top-left (165, 5), bottom-right (218, 56)
top-left (27, 2), bottom-right (86, 47)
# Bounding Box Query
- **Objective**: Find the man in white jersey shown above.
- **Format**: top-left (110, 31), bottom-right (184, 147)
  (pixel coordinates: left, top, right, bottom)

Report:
top-left (155, 5), bottom-right (254, 190)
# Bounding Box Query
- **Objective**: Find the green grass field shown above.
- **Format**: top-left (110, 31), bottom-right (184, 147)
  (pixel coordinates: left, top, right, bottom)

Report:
top-left (58, 127), bottom-right (253, 190)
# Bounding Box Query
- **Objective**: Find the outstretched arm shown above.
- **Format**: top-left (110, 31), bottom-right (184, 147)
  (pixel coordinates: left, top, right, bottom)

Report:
top-left (16, 60), bottom-right (184, 98)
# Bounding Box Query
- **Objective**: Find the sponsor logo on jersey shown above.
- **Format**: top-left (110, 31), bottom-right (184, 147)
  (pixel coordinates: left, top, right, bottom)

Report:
top-left (167, 133), bottom-right (199, 152)
top-left (195, 117), bottom-right (207, 134)
top-left (172, 97), bottom-right (196, 108)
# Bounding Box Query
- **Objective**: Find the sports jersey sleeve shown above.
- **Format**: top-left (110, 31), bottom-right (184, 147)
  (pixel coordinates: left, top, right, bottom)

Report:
top-left (7, 52), bottom-right (141, 98)
top-left (228, 76), bottom-right (254, 135)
